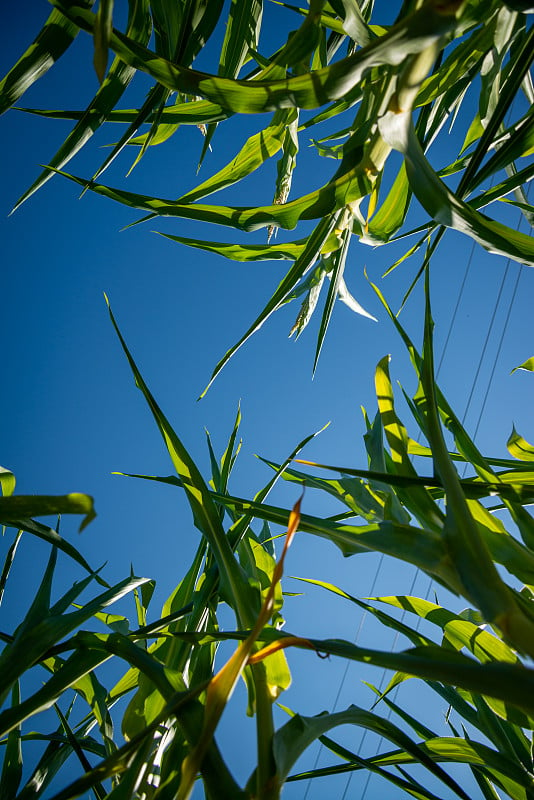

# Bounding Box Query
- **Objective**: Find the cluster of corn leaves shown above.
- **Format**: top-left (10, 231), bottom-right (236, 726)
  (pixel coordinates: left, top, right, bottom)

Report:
top-left (2, 284), bottom-right (534, 800)
top-left (3, 0), bottom-right (534, 798)
top-left (5, 268), bottom-right (534, 800)
top-left (3, 0), bottom-right (534, 389)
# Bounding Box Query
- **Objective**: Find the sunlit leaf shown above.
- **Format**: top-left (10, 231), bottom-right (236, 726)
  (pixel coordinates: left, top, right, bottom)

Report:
top-left (511, 356), bottom-right (534, 374)
top-left (0, 8), bottom-right (80, 116)
top-left (0, 493), bottom-right (95, 532)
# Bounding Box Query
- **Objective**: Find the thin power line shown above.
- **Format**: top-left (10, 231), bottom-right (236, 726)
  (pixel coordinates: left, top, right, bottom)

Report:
top-left (472, 262), bottom-right (523, 442)
top-left (436, 239), bottom-right (476, 379)
top-left (469, 177), bottom-right (532, 441)
top-left (302, 553), bottom-right (385, 800)
top-left (341, 565), bottom-right (420, 800)
top-left (461, 183), bottom-right (531, 475)
top-left (460, 262), bottom-right (512, 427)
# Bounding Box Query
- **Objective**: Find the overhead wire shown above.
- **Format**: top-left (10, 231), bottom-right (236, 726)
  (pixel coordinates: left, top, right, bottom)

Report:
top-left (470, 183), bottom-right (531, 443)
top-left (471, 263), bottom-right (522, 443)
top-left (301, 553), bottom-right (386, 800)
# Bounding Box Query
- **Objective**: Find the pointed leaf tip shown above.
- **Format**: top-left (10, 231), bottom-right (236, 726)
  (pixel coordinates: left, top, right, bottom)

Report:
top-left (511, 356), bottom-right (534, 373)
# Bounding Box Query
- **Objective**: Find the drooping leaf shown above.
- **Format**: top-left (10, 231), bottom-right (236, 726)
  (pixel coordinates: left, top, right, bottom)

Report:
top-left (0, 493), bottom-right (95, 532)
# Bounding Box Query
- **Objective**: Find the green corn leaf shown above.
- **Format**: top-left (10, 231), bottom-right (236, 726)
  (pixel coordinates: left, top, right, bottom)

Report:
top-left (374, 355), bottom-right (444, 529)
top-left (216, 480), bottom-right (534, 595)
top-left (365, 681), bottom-right (438, 740)
top-left (511, 357), bottom-right (534, 374)
top-left (217, 404), bottom-right (242, 495)
top-left (43, 664), bottom-right (245, 800)
top-left (0, 8), bottom-right (81, 116)
top-left (200, 211), bottom-right (344, 396)
top-left (272, 704), bottom-right (472, 799)
top-left (1, 516), bottom-right (105, 581)
top-left (287, 734), bottom-right (534, 798)
top-left (68, 670), bottom-right (115, 756)
top-left (292, 458), bottom-right (534, 503)
top-left (13, 0), bottom-right (151, 211)
top-left (375, 596), bottom-right (518, 664)
top-left (470, 160), bottom-right (534, 211)
top-left (267, 0), bottom-right (348, 38)
top-left (261, 630), bottom-right (534, 720)
top-left (112, 0), bottom-right (223, 175)
top-left (467, 694), bottom-right (533, 775)
top-left (0, 466), bottom-right (15, 497)
top-left (333, 0), bottom-right (378, 45)
top-left (219, 0), bottom-right (263, 78)
top-left (364, 163), bottom-right (411, 244)
top-left (16, 97), bottom-right (230, 125)
top-left (470, 109), bottom-right (534, 192)
top-left (94, 83), bottom-right (177, 183)
top-left (0, 647), bottom-right (110, 741)
top-left (50, 159), bottom-right (372, 232)
top-left (137, 724), bottom-right (188, 800)
top-left (226, 424), bottom-right (329, 552)
top-left (128, 0), bottom-right (225, 169)
top-left (387, 737), bottom-right (532, 799)
top-left (313, 225), bottom-right (350, 373)
top-left (156, 232), bottom-right (307, 261)
top-left (124, 91), bottom-right (189, 148)
top-left (177, 498), bottom-right (302, 800)
top-left (421, 738), bottom-right (534, 800)
top-left (407, 439), bottom-right (534, 471)
top-left (121, 544), bottom-right (206, 741)
top-left (0, 682), bottom-right (23, 800)
top-left (53, 704), bottom-right (107, 800)
top-left (184, 1), bottom-right (226, 66)
top-left (416, 20), bottom-right (491, 110)
top-left (0, 493), bottom-right (95, 532)
top-left (11, 707), bottom-right (108, 799)
top-left (0, 531), bottom-right (22, 607)
top-left (507, 427), bottom-right (534, 461)
top-left (362, 409), bottom-right (412, 524)
top-left (166, 107), bottom-right (294, 206)
top-left (47, 723), bottom-right (159, 800)
top-left (93, 0), bottom-right (114, 82)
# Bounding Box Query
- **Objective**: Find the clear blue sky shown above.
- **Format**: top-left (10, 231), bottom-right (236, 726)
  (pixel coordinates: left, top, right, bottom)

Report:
top-left (1, 3), bottom-right (533, 798)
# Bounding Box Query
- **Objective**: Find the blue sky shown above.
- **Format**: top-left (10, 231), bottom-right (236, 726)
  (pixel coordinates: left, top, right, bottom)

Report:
top-left (1, 3), bottom-right (533, 798)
